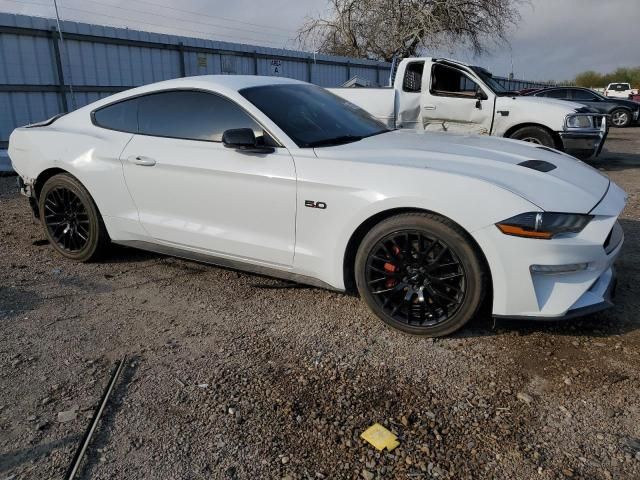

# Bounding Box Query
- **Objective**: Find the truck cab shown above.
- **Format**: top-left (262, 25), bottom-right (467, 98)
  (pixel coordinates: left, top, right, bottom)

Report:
top-left (330, 57), bottom-right (608, 160)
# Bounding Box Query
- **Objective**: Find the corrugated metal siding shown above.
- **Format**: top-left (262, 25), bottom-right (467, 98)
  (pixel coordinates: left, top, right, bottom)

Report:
top-left (0, 12), bottom-right (390, 146)
top-left (0, 12), bottom-right (554, 148)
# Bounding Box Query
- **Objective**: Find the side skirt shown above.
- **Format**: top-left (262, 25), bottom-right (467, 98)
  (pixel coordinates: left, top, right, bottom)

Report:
top-left (113, 239), bottom-right (342, 292)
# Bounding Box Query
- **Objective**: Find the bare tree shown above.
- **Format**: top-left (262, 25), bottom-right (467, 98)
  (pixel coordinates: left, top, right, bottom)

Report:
top-left (298, 0), bottom-right (522, 62)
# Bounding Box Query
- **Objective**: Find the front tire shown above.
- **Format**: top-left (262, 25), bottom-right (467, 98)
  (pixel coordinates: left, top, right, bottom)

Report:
top-left (355, 213), bottom-right (487, 337)
top-left (610, 109), bottom-right (631, 128)
top-left (38, 173), bottom-right (109, 261)
top-left (508, 125), bottom-right (556, 147)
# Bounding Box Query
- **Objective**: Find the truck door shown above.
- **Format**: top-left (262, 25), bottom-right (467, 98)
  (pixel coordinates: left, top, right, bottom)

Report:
top-left (421, 62), bottom-right (494, 135)
top-left (395, 60), bottom-right (425, 129)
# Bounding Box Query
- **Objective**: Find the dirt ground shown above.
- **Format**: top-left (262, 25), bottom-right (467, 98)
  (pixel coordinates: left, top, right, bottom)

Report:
top-left (1, 128), bottom-right (639, 480)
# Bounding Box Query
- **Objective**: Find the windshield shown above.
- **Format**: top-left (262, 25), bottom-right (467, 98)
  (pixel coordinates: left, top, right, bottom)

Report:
top-left (239, 84), bottom-right (389, 148)
top-left (470, 66), bottom-right (511, 95)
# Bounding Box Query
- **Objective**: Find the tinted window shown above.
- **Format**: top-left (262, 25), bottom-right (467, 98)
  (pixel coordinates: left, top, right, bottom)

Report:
top-left (138, 91), bottom-right (260, 142)
top-left (93, 98), bottom-right (138, 133)
top-left (403, 62), bottom-right (424, 93)
top-left (542, 89), bottom-right (569, 99)
top-left (572, 89), bottom-right (597, 101)
top-left (431, 64), bottom-right (483, 98)
top-left (610, 83), bottom-right (630, 91)
top-left (240, 84), bottom-right (388, 148)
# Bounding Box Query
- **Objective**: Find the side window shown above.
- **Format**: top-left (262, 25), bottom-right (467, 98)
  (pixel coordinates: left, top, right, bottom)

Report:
top-left (544, 89), bottom-right (569, 99)
top-left (403, 62), bottom-right (424, 93)
top-left (93, 98), bottom-right (138, 133)
top-left (431, 64), bottom-right (482, 98)
top-left (138, 90), bottom-right (262, 142)
top-left (571, 89), bottom-right (597, 101)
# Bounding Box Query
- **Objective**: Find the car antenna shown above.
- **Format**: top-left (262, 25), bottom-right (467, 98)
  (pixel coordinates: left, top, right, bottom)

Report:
top-left (53, 0), bottom-right (77, 110)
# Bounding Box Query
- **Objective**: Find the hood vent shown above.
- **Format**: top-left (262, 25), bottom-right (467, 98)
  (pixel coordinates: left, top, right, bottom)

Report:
top-left (518, 159), bottom-right (557, 172)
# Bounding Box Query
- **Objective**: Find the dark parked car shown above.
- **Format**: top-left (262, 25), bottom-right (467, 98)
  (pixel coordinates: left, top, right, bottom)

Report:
top-left (526, 87), bottom-right (640, 128)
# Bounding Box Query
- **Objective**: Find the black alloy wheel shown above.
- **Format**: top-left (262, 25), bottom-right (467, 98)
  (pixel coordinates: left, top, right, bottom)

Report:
top-left (365, 230), bottom-right (466, 326)
top-left (43, 186), bottom-right (91, 252)
top-left (39, 173), bottom-right (109, 261)
top-left (355, 213), bottom-right (486, 337)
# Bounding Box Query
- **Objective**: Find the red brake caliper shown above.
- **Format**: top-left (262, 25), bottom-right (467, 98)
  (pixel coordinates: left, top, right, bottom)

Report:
top-left (384, 245), bottom-right (401, 288)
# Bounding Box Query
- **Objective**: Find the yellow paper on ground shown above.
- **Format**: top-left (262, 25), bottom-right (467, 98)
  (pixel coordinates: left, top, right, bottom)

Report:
top-left (360, 423), bottom-right (400, 451)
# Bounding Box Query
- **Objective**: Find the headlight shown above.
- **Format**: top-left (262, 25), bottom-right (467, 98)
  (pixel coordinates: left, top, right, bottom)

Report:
top-left (565, 114), bottom-right (593, 129)
top-left (496, 212), bottom-right (593, 239)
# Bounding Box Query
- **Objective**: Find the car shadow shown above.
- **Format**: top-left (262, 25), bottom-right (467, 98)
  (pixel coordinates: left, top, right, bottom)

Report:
top-left (103, 244), bottom-right (162, 264)
top-left (590, 151), bottom-right (640, 172)
top-left (0, 434), bottom-right (82, 473)
top-left (458, 218), bottom-right (639, 339)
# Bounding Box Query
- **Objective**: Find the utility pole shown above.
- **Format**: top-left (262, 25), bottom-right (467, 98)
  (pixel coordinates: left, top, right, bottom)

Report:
top-left (53, 0), bottom-right (76, 109)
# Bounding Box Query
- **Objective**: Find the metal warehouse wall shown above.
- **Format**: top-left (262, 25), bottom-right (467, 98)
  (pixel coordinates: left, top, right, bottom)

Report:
top-left (0, 13), bottom-right (391, 148)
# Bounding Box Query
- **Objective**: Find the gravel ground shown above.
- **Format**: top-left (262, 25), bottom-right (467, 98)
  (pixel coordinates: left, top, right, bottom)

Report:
top-left (1, 128), bottom-right (639, 480)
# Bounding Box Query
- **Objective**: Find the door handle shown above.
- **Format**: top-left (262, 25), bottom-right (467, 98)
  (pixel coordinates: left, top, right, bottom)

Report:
top-left (423, 105), bottom-right (436, 110)
top-left (128, 155), bottom-right (156, 167)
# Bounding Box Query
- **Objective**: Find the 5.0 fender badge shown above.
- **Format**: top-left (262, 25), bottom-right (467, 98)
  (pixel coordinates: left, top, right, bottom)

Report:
top-left (305, 200), bottom-right (327, 209)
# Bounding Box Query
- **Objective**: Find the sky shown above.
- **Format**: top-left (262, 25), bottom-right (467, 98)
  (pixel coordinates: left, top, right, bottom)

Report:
top-left (0, 0), bottom-right (638, 81)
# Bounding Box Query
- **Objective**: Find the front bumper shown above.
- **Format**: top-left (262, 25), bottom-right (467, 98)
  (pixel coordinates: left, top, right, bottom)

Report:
top-left (493, 266), bottom-right (617, 321)
top-left (473, 182), bottom-right (626, 320)
top-left (558, 113), bottom-right (608, 160)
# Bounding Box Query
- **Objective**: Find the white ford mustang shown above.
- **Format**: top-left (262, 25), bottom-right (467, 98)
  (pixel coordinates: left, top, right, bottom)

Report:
top-left (9, 76), bottom-right (626, 337)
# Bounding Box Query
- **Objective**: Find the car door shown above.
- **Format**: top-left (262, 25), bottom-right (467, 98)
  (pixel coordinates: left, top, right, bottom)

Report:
top-left (120, 90), bottom-right (296, 267)
top-left (537, 88), bottom-right (571, 101)
top-left (568, 89), bottom-right (608, 114)
top-left (421, 62), bottom-right (494, 135)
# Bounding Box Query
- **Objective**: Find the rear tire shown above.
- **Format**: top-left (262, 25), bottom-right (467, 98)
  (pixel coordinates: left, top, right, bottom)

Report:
top-left (38, 173), bottom-right (109, 262)
top-left (508, 125), bottom-right (555, 147)
top-left (355, 213), bottom-right (487, 337)
top-left (610, 108), bottom-right (631, 128)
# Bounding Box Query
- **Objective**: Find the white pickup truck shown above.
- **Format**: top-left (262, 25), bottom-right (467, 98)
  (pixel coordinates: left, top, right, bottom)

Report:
top-left (330, 57), bottom-right (608, 159)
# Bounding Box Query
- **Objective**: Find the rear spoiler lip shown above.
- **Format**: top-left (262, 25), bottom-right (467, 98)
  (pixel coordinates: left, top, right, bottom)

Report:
top-left (24, 113), bottom-right (66, 128)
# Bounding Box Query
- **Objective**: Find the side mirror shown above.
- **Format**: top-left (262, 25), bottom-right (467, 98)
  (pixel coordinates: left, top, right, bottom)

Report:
top-left (475, 90), bottom-right (488, 101)
top-left (222, 128), bottom-right (274, 153)
top-left (475, 89), bottom-right (488, 109)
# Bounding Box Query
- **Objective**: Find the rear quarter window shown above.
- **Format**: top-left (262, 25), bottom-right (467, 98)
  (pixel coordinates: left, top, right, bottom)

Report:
top-left (92, 98), bottom-right (138, 133)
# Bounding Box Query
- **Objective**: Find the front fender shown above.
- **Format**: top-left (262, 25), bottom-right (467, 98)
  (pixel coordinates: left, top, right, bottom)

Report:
top-left (292, 158), bottom-right (538, 290)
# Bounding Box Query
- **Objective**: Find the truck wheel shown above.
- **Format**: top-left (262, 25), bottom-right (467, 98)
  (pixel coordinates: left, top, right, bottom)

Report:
top-left (610, 109), bottom-right (631, 128)
top-left (355, 213), bottom-right (487, 337)
top-left (508, 126), bottom-right (555, 147)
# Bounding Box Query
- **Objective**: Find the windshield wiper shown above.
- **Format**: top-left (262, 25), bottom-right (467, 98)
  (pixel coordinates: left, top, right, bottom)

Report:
top-left (307, 135), bottom-right (364, 148)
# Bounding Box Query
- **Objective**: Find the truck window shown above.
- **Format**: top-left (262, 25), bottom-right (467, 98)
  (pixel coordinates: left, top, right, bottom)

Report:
top-left (430, 64), bottom-right (482, 98)
top-left (609, 83), bottom-right (630, 91)
top-left (402, 62), bottom-right (424, 93)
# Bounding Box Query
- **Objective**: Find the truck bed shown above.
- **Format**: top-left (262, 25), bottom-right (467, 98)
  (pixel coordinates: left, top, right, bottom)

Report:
top-left (328, 87), bottom-right (396, 129)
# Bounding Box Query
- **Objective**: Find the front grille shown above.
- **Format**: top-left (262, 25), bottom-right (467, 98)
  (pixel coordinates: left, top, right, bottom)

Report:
top-left (594, 116), bottom-right (604, 128)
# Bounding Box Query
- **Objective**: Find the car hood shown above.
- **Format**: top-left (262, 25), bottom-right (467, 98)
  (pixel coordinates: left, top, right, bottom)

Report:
top-left (497, 95), bottom-right (594, 113)
top-left (314, 130), bottom-right (610, 213)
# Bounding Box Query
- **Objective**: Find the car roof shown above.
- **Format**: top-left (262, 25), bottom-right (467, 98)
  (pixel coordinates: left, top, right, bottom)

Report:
top-left (157, 75), bottom-right (305, 91)
top-left (534, 86), bottom-right (597, 93)
top-left (79, 75), bottom-right (307, 112)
